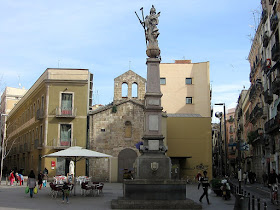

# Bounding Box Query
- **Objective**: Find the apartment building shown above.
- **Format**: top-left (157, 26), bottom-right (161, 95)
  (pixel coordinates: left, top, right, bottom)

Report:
top-left (4, 68), bottom-right (93, 177)
top-left (234, 0), bottom-right (280, 181)
top-left (160, 60), bottom-right (212, 179)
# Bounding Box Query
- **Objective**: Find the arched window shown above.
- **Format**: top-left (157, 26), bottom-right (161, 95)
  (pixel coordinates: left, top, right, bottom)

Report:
top-left (132, 83), bottom-right (138, 98)
top-left (125, 121), bottom-right (132, 138)
top-left (122, 83), bottom-right (128, 98)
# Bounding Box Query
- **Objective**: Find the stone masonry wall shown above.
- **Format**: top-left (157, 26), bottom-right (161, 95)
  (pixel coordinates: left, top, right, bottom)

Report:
top-left (89, 101), bottom-right (144, 181)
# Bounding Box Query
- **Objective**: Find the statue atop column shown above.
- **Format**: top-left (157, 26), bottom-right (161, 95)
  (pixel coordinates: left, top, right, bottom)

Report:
top-left (135, 5), bottom-right (161, 58)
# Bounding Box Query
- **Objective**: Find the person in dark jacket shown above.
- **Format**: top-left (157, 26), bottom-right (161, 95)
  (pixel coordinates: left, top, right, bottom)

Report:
top-left (62, 182), bottom-right (70, 204)
top-left (38, 171), bottom-right (43, 190)
top-left (198, 170), bottom-right (210, 204)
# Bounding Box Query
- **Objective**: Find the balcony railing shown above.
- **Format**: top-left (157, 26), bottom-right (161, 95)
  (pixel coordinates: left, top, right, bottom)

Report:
top-left (46, 138), bottom-right (77, 149)
top-left (24, 143), bottom-right (31, 152)
top-left (249, 81), bottom-right (262, 101)
top-left (34, 139), bottom-right (42, 149)
top-left (56, 107), bottom-right (77, 118)
top-left (264, 89), bottom-right (273, 104)
top-left (270, 13), bottom-right (278, 31)
top-left (272, 43), bottom-right (280, 61)
top-left (269, 0), bottom-right (275, 5)
top-left (272, 75), bottom-right (280, 95)
top-left (262, 60), bottom-right (271, 74)
top-left (36, 109), bottom-right (44, 120)
top-left (249, 103), bottom-right (263, 124)
top-left (265, 114), bottom-right (280, 134)
top-left (262, 31), bottom-right (269, 47)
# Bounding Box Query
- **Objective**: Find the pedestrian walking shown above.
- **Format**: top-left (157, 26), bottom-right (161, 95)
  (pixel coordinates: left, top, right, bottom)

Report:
top-left (38, 171), bottom-right (43, 190)
top-left (196, 171), bottom-right (202, 182)
top-left (27, 170), bottom-right (36, 198)
top-left (43, 168), bottom-right (48, 187)
top-left (243, 171), bottom-right (247, 185)
top-left (9, 170), bottom-right (15, 186)
top-left (62, 181), bottom-right (70, 204)
top-left (262, 172), bottom-right (268, 187)
top-left (198, 170), bottom-right (210, 204)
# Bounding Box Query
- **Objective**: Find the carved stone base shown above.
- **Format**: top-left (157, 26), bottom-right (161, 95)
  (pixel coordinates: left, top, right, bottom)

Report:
top-left (134, 153), bottom-right (171, 179)
top-left (146, 48), bottom-right (160, 58)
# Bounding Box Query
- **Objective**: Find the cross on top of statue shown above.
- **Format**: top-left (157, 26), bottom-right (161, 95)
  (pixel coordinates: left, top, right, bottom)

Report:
top-left (135, 5), bottom-right (161, 58)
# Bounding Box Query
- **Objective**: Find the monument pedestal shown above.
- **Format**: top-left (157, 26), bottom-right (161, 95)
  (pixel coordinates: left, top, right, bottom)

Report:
top-left (111, 179), bottom-right (202, 209)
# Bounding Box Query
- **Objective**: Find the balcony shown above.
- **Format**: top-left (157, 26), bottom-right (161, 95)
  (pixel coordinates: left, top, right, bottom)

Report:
top-left (264, 89), bottom-right (273, 104)
top-left (34, 139), bottom-right (42, 149)
top-left (249, 103), bottom-right (263, 124)
top-left (247, 128), bottom-right (263, 144)
top-left (24, 143), bottom-right (31, 152)
top-left (56, 107), bottom-right (77, 118)
top-left (269, 0), bottom-right (275, 5)
top-left (270, 13), bottom-right (278, 31)
top-left (262, 31), bottom-right (269, 47)
top-left (249, 81), bottom-right (262, 102)
top-left (46, 138), bottom-right (77, 149)
top-left (36, 109), bottom-right (44, 120)
top-left (237, 109), bottom-right (242, 120)
top-left (265, 114), bottom-right (280, 134)
top-left (272, 75), bottom-right (280, 95)
top-left (262, 10), bottom-right (268, 24)
top-left (262, 60), bottom-right (271, 74)
top-left (272, 43), bottom-right (280, 61)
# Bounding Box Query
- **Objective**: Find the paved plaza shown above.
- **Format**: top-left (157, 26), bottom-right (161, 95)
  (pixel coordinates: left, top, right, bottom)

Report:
top-left (0, 182), bottom-right (235, 210)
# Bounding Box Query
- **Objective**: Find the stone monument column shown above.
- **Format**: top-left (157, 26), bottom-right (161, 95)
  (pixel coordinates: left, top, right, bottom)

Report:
top-left (134, 56), bottom-right (171, 179)
top-left (111, 6), bottom-right (201, 209)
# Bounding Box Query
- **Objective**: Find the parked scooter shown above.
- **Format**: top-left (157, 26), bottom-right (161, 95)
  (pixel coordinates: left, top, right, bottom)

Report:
top-left (220, 179), bottom-right (231, 200)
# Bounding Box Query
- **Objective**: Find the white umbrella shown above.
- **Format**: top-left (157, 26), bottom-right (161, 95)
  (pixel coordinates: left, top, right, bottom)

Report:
top-left (42, 146), bottom-right (112, 195)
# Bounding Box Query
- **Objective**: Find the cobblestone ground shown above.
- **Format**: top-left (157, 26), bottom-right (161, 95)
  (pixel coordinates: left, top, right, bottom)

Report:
top-left (0, 182), bottom-right (235, 210)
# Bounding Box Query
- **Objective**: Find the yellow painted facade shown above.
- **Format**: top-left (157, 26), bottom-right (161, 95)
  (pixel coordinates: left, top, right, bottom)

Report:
top-left (160, 60), bottom-right (212, 180)
top-left (4, 68), bottom-right (92, 177)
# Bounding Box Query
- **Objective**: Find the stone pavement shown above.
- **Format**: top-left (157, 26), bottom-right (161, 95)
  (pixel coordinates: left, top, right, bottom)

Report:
top-left (0, 182), bottom-right (235, 210)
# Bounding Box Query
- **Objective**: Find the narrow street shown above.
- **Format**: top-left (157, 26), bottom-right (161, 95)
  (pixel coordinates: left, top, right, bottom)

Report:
top-left (230, 179), bottom-right (280, 210)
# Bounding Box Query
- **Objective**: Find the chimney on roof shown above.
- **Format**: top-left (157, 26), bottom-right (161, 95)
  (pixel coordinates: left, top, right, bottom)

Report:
top-left (174, 60), bottom-right (192, 64)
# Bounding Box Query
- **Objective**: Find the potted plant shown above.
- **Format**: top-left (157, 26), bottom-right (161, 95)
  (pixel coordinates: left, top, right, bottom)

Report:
top-left (210, 178), bottom-right (223, 196)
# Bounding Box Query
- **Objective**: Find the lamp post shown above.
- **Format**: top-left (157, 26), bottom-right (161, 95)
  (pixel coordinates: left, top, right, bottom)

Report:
top-left (0, 113), bottom-right (8, 185)
top-left (215, 103), bottom-right (227, 176)
top-left (215, 111), bottom-right (223, 177)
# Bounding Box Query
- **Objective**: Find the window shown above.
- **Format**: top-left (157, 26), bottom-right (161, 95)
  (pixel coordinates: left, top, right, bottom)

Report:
top-left (185, 78), bottom-right (192, 85)
top-left (61, 93), bottom-right (73, 115)
top-left (160, 78), bottom-right (166, 85)
top-left (60, 124), bottom-right (72, 146)
top-left (40, 125), bottom-right (43, 145)
top-left (132, 83), bottom-right (138, 98)
top-left (122, 83), bottom-right (128, 97)
top-left (186, 97), bottom-right (192, 104)
top-left (41, 96), bottom-right (44, 110)
top-left (101, 129), bottom-right (105, 132)
top-left (125, 121), bottom-right (132, 138)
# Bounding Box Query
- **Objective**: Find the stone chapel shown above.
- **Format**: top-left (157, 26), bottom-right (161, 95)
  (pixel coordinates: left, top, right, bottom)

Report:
top-left (88, 70), bottom-right (146, 182)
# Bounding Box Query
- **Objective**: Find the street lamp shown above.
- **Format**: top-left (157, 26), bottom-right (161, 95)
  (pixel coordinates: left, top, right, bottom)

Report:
top-left (215, 111), bottom-right (223, 177)
top-left (215, 103), bottom-right (227, 176)
top-left (0, 113), bottom-right (8, 185)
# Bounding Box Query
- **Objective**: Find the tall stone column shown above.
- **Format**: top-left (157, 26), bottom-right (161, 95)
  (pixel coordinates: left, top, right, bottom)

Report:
top-left (134, 57), bottom-right (171, 179)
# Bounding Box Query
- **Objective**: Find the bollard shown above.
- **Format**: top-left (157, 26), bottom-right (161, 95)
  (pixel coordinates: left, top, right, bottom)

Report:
top-left (248, 193), bottom-right (250, 210)
top-left (252, 195), bottom-right (255, 210)
top-left (257, 198), bottom-right (260, 210)
top-left (244, 190), bottom-right (246, 196)
top-left (264, 201), bottom-right (267, 210)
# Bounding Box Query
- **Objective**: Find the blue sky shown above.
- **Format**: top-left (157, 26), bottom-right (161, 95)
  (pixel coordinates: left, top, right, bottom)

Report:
top-left (0, 0), bottom-right (261, 121)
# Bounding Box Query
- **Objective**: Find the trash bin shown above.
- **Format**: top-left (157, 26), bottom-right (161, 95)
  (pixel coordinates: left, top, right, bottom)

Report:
top-left (234, 194), bottom-right (249, 210)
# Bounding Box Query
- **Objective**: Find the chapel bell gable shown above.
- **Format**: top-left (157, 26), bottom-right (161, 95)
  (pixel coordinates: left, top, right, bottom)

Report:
top-left (113, 70), bottom-right (146, 102)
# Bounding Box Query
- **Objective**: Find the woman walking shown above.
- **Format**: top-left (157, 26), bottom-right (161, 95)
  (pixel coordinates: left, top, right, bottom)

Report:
top-left (27, 170), bottom-right (36, 198)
